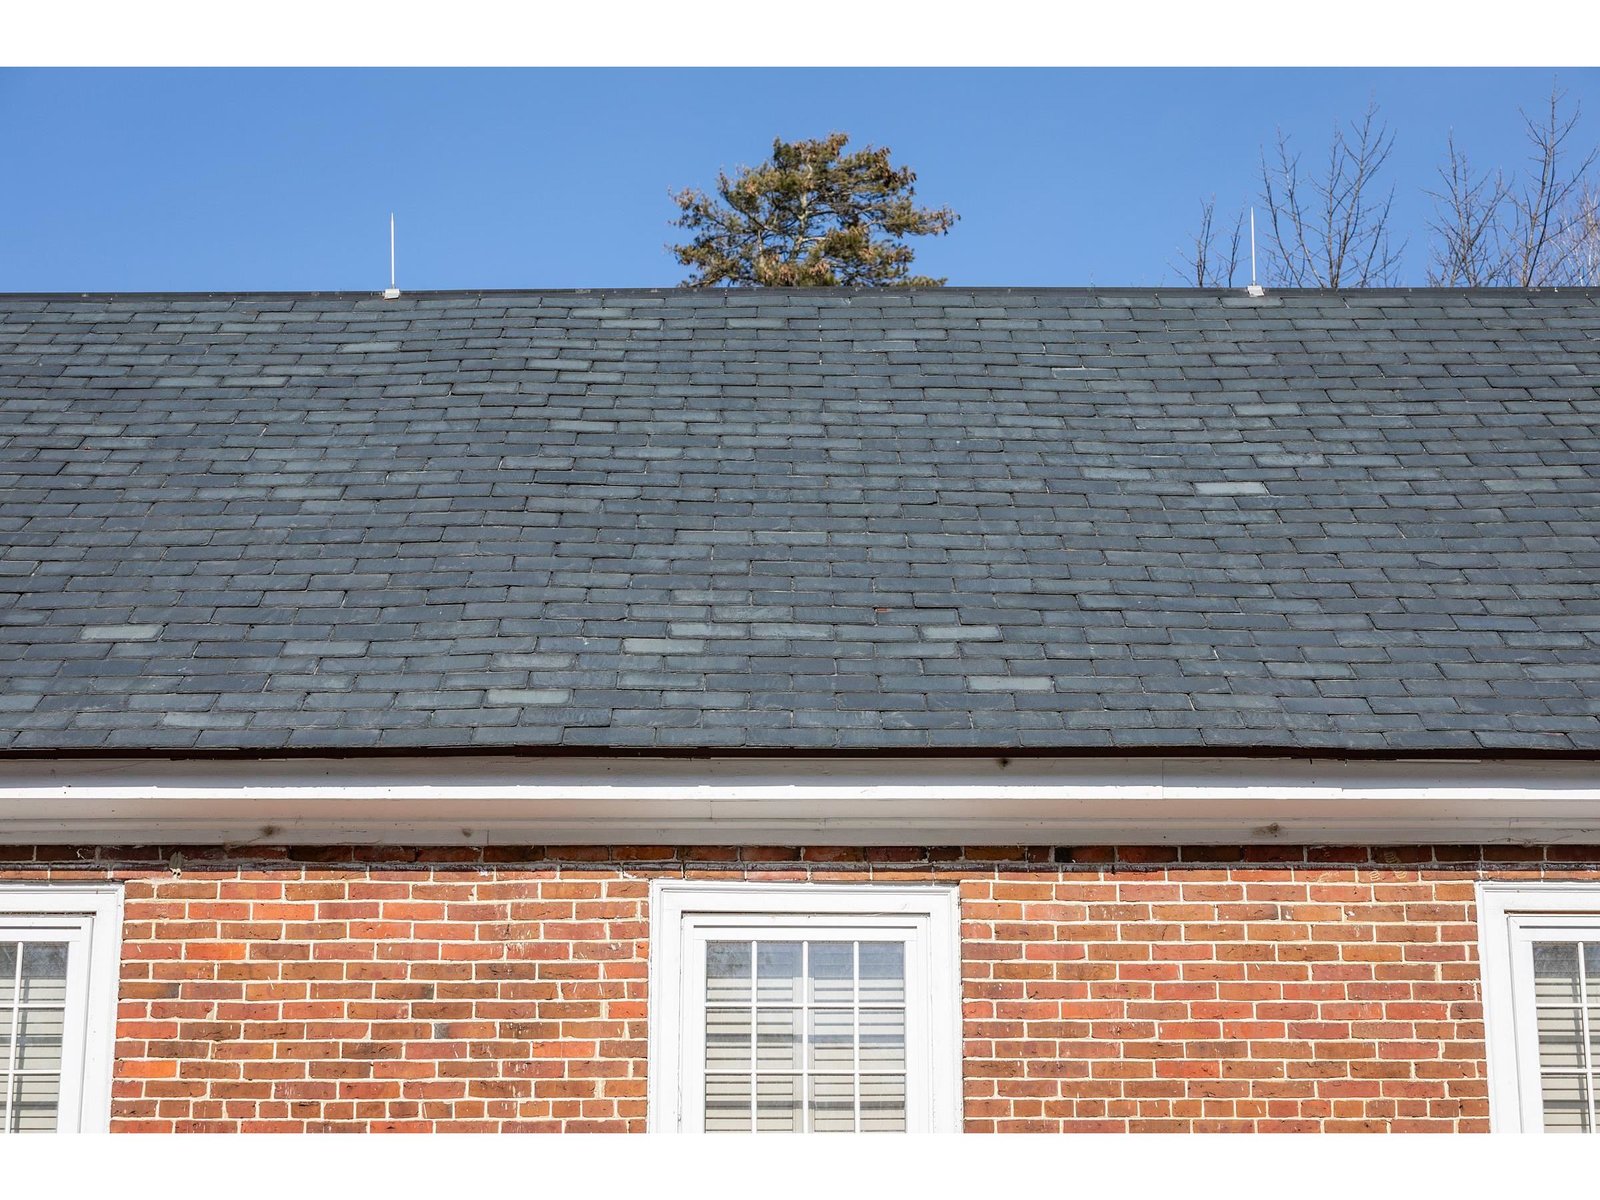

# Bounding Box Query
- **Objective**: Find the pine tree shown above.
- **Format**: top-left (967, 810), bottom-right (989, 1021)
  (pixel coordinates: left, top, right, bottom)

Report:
top-left (669, 133), bottom-right (958, 287)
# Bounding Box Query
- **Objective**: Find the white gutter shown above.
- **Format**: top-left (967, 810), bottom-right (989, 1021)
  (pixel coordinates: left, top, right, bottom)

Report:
top-left (0, 754), bottom-right (1597, 846)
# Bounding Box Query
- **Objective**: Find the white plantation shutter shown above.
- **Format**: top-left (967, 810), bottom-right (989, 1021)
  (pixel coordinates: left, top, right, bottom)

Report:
top-left (1528, 940), bottom-right (1600, 1132)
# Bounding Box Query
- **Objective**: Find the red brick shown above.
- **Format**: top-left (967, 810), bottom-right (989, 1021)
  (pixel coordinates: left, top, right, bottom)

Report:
top-left (6, 844), bottom-right (1592, 1132)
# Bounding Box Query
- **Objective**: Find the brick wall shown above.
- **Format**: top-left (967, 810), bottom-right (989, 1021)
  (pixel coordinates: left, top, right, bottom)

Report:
top-left (6, 844), bottom-right (1600, 1133)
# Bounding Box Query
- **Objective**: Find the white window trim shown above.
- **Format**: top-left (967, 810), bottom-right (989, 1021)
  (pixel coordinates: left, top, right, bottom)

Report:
top-left (1478, 881), bottom-right (1600, 1134)
top-left (647, 881), bottom-right (962, 1134)
top-left (0, 884), bottom-right (123, 1134)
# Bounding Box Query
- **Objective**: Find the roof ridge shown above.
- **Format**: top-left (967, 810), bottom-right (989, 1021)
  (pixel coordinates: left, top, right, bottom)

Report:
top-left (3, 285), bottom-right (1600, 301)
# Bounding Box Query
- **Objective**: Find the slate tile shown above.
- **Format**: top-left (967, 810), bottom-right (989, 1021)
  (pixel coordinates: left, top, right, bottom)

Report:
top-left (2, 287), bottom-right (1596, 752)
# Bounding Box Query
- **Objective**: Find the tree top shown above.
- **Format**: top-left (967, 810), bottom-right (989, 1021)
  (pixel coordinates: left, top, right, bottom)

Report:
top-left (669, 132), bottom-right (958, 288)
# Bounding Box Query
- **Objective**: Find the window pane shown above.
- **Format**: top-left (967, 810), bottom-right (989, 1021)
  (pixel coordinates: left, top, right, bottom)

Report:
top-left (705, 1008), bottom-right (751, 1074)
top-left (756, 943), bottom-right (801, 1005)
top-left (860, 1009), bottom-right (907, 1072)
top-left (1536, 1008), bottom-right (1584, 1070)
top-left (704, 1075), bottom-right (751, 1133)
top-left (19, 944), bottom-right (68, 1008)
top-left (706, 942), bottom-right (752, 1006)
top-left (0, 944), bottom-right (14, 1006)
top-left (15, 1008), bottom-right (65, 1074)
top-left (809, 1076), bottom-right (855, 1132)
top-left (755, 1075), bottom-right (801, 1132)
top-left (755, 1009), bottom-right (800, 1071)
top-left (807, 942), bottom-right (853, 1005)
top-left (19, 944), bottom-right (69, 1007)
top-left (1542, 1073), bottom-right (1591, 1133)
top-left (1533, 943), bottom-right (1581, 1004)
top-left (1585, 943), bottom-right (1600, 985)
top-left (8, 1076), bottom-right (61, 1133)
top-left (859, 1075), bottom-right (907, 1132)
top-left (808, 1008), bottom-right (854, 1071)
top-left (859, 942), bottom-right (905, 1006)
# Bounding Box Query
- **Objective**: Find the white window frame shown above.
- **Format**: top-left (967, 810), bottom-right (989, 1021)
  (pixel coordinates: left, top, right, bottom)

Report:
top-left (0, 884), bottom-right (123, 1134)
top-left (647, 881), bottom-right (962, 1134)
top-left (1478, 881), bottom-right (1600, 1133)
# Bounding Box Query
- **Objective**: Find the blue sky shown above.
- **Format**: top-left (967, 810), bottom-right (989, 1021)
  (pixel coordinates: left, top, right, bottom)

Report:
top-left (1, 68), bottom-right (1596, 292)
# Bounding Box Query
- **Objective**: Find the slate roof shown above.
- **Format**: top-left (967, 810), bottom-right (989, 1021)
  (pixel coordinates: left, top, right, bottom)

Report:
top-left (1, 286), bottom-right (1598, 755)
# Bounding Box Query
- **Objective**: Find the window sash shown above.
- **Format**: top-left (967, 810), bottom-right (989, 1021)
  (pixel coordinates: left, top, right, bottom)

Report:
top-left (0, 886), bottom-right (123, 1135)
top-left (0, 922), bottom-right (93, 1134)
top-left (683, 921), bottom-right (929, 1134)
top-left (1508, 919), bottom-right (1600, 1134)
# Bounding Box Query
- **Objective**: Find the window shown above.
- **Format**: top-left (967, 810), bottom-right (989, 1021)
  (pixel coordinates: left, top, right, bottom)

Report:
top-left (1479, 883), bottom-right (1600, 1133)
top-left (0, 886), bottom-right (122, 1134)
top-left (647, 882), bottom-right (961, 1134)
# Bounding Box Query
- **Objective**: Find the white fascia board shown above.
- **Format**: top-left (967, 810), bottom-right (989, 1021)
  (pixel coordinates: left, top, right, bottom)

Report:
top-left (0, 754), bottom-right (1597, 846)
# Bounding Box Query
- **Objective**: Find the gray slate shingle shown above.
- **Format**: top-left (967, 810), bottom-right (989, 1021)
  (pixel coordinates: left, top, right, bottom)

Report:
top-left (1, 286), bottom-right (1598, 754)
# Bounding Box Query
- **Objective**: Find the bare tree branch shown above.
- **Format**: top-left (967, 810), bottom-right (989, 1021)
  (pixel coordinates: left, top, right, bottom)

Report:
top-left (1428, 83), bottom-right (1599, 287)
top-left (1561, 182), bottom-right (1600, 286)
top-left (1426, 135), bottom-right (1512, 285)
top-left (1187, 84), bottom-right (1599, 291)
top-left (1509, 86), bottom-right (1599, 285)
top-left (1175, 196), bottom-right (1244, 286)
top-left (1257, 98), bottom-right (1403, 288)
